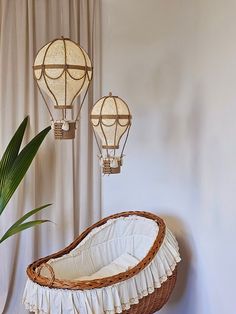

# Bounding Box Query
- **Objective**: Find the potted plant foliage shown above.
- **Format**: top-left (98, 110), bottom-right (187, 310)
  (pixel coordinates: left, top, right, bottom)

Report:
top-left (0, 116), bottom-right (51, 243)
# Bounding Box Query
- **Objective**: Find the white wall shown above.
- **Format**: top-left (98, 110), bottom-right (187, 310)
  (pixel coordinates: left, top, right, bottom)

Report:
top-left (101, 1), bottom-right (236, 314)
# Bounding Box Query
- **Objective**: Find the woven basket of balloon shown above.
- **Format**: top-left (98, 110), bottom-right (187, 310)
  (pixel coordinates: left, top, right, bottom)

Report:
top-left (53, 121), bottom-right (76, 139)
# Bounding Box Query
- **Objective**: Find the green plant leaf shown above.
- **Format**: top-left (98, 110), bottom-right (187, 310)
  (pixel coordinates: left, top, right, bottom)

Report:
top-left (0, 116), bottom-right (28, 194)
top-left (0, 126), bottom-right (51, 215)
top-left (0, 219), bottom-right (50, 243)
top-left (6, 203), bottom-right (52, 231)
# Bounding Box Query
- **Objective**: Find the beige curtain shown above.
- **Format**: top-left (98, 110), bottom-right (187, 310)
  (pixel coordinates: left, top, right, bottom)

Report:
top-left (0, 1), bottom-right (101, 313)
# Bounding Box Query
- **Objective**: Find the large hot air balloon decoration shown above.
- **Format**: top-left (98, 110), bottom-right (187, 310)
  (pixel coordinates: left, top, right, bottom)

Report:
top-left (90, 93), bottom-right (132, 174)
top-left (33, 37), bottom-right (93, 139)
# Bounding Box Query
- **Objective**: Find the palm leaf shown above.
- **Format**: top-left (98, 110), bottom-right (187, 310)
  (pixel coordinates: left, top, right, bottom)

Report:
top-left (0, 219), bottom-right (50, 243)
top-left (0, 116), bottom-right (28, 193)
top-left (0, 126), bottom-right (51, 215)
top-left (6, 203), bottom-right (52, 231)
top-left (0, 204), bottom-right (51, 243)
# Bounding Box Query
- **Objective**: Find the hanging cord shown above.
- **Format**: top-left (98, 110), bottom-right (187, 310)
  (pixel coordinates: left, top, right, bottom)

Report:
top-left (91, 0), bottom-right (96, 62)
top-left (75, 0), bottom-right (96, 122)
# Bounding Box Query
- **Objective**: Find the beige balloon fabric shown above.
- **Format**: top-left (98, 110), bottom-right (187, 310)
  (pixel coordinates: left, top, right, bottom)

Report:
top-left (0, 1), bottom-right (101, 313)
top-left (91, 96), bottom-right (131, 149)
top-left (34, 38), bottom-right (93, 109)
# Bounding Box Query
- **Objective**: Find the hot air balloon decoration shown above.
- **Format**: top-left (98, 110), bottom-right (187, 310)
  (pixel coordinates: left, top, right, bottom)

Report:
top-left (33, 37), bottom-right (93, 139)
top-left (90, 93), bottom-right (132, 174)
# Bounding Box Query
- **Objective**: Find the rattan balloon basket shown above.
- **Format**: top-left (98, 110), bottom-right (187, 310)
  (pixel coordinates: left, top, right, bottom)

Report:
top-left (53, 121), bottom-right (76, 139)
top-left (26, 211), bottom-right (179, 314)
top-left (102, 159), bottom-right (122, 174)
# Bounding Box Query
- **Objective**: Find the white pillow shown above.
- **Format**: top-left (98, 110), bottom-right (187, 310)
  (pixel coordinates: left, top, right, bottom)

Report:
top-left (76, 253), bottom-right (139, 281)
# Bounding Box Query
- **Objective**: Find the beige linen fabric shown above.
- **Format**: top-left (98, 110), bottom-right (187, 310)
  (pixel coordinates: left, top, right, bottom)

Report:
top-left (0, 1), bottom-right (101, 313)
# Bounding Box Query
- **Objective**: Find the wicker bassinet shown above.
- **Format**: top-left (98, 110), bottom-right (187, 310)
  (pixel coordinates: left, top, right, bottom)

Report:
top-left (24, 211), bottom-right (181, 314)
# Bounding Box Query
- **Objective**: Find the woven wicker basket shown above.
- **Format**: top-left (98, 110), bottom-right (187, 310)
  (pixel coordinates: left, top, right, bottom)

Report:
top-left (54, 121), bottom-right (76, 139)
top-left (103, 159), bottom-right (121, 174)
top-left (26, 211), bottom-right (178, 313)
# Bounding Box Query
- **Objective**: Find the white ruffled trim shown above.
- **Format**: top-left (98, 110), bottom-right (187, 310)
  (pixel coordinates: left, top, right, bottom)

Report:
top-left (23, 217), bottom-right (181, 314)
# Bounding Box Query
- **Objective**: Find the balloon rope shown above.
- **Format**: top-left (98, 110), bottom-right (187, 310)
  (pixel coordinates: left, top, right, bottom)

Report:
top-left (120, 124), bottom-right (131, 158)
top-left (75, 81), bottom-right (91, 121)
top-left (36, 81), bottom-right (54, 121)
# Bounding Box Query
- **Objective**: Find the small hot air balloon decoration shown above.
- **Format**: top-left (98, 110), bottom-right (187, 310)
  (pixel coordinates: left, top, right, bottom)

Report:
top-left (90, 93), bottom-right (132, 174)
top-left (33, 37), bottom-right (93, 139)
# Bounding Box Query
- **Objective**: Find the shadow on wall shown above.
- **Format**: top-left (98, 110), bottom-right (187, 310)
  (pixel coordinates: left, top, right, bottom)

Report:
top-left (156, 214), bottom-right (198, 314)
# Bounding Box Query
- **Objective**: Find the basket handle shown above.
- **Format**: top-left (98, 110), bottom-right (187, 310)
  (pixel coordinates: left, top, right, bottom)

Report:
top-left (35, 263), bottom-right (55, 287)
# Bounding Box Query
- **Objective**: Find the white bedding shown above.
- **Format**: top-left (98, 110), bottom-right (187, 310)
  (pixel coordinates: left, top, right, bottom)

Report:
top-left (76, 253), bottom-right (139, 281)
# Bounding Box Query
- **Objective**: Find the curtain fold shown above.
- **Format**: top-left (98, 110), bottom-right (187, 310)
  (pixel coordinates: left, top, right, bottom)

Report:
top-left (0, 1), bottom-right (101, 313)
